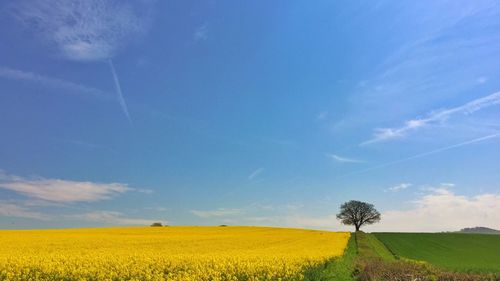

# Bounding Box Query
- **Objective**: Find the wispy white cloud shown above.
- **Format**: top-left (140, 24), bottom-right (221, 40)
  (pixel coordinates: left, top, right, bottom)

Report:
top-left (13, 0), bottom-right (150, 61)
top-left (69, 211), bottom-right (160, 225)
top-left (386, 183), bottom-right (412, 192)
top-left (187, 203), bottom-right (325, 229)
top-left (0, 170), bottom-right (157, 225)
top-left (144, 206), bottom-right (168, 212)
top-left (477, 76), bottom-right (488, 84)
top-left (59, 139), bottom-right (116, 154)
top-left (348, 132), bottom-right (500, 176)
top-left (134, 188), bottom-right (154, 195)
top-left (0, 171), bottom-right (135, 203)
top-left (260, 138), bottom-right (299, 149)
top-left (11, 0), bottom-right (154, 122)
top-left (0, 202), bottom-right (50, 220)
top-left (0, 66), bottom-right (107, 98)
top-left (194, 24), bottom-right (208, 42)
top-left (326, 154), bottom-right (365, 164)
top-left (368, 187), bottom-right (500, 232)
top-left (316, 111), bottom-right (328, 120)
top-left (330, 3), bottom-right (500, 143)
top-left (363, 91), bottom-right (500, 144)
top-left (0, 202), bottom-right (159, 225)
top-left (248, 168), bottom-right (264, 180)
top-left (190, 208), bottom-right (243, 218)
top-left (286, 214), bottom-right (344, 231)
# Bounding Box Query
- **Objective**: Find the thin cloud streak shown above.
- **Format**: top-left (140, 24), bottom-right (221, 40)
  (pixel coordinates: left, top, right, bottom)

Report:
top-left (0, 170), bottom-right (138, 203)
top-left (69, 211), bottom-right (160, 226)
top-left (386, 183), bottom-right (412, 192)
top-left (0, 202), bottom-right (50, 220)
top-left (363, 91), bottom-right (500, 145)
top-left (248, 168), bottom-right (264, 180)
top-left (334, 2), bottom-right (500, 143)
top-left (347, 133), bottom-right (500, 177)
top-left (190, 208), bottom-right (243, 218)
top-left (108, 59), bottom-right (132, 124)
top-left (0, 202), bottom-right (160, 225)
top-left (1, 65), bottom-right (132, 122)
top-left (316, 111), bottom-right (328, 120)
top-left (193, 24), bottom-right (208, 42)
top-left (0, 66), bottom-right (107, 98)
top-left (327, 154), bottom-right (365, 163)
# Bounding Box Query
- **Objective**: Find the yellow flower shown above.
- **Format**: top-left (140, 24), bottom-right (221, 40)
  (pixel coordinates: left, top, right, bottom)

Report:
top-left (0, 226), bottom-right (349, 280)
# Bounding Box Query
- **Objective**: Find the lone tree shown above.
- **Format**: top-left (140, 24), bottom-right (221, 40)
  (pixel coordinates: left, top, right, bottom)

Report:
top-left (337, 200), bottom-right (381, 231)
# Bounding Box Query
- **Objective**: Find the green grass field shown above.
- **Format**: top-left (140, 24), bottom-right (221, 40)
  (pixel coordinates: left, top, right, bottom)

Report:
top-left (374, 233), bottom-right (500, 273)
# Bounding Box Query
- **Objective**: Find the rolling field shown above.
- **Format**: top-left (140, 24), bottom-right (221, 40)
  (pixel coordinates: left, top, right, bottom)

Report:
top-left (0, 226), bottom-right (350, 281)
top-left (374, 233), bottom-right (500, 273)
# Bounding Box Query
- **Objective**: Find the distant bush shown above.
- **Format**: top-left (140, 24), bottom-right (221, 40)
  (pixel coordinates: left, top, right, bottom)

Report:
top-left (150, 222), bottom-right (163, 227)
top-left (219, 225), bottom-right (228, 227)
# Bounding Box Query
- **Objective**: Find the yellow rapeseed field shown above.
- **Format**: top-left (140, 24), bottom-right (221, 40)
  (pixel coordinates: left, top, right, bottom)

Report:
top-left (0, 226), bottom-right (350, 281)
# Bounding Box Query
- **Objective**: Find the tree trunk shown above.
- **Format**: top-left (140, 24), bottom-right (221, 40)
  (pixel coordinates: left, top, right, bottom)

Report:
top-left (355, 225), bottom-right (360, 231)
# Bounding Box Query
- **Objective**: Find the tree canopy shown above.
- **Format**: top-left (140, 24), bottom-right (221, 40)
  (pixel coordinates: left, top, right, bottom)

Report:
top-left (337, 200), bottom-right (381, 231)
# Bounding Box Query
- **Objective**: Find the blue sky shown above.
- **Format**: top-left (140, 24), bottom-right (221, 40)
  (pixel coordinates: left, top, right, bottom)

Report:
top-left (1, 0), bottom-right (499, 231)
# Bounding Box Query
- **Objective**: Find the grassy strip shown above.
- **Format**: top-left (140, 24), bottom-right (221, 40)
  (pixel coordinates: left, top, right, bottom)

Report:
top-left (304, 234), bottom-right (357, 281)
top-left (355, 232), bottom-right (395, 261)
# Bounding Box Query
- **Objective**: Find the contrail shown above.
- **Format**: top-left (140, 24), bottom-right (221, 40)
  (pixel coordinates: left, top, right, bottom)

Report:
top-left (107, 59), bottom-right (132, 124)
top-left (343, 132), bottom-right (500, 177)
